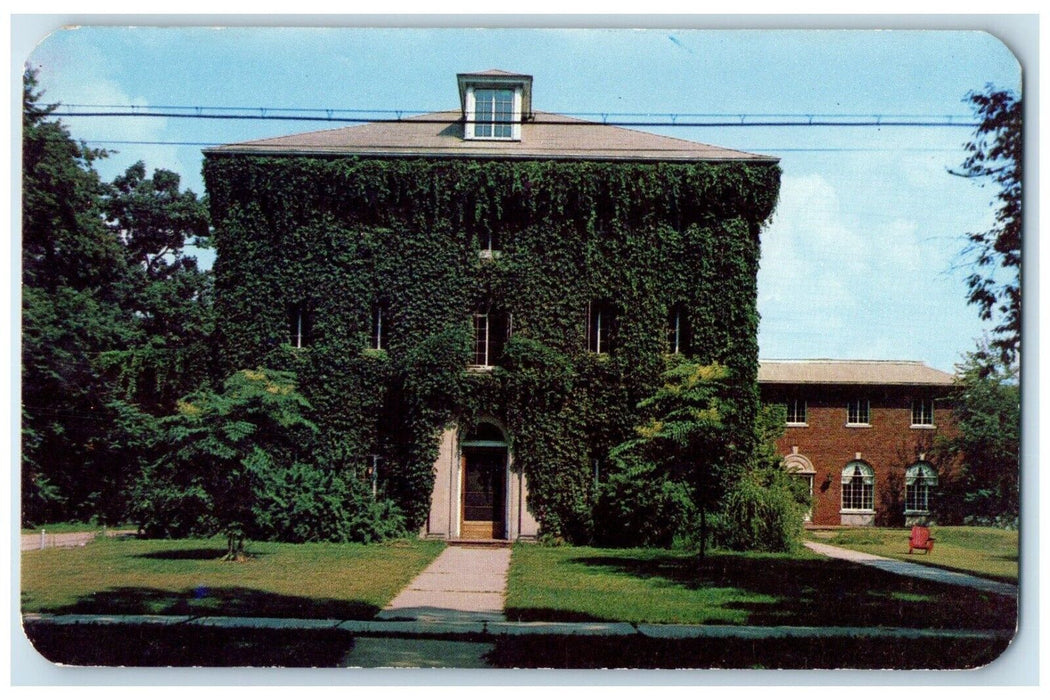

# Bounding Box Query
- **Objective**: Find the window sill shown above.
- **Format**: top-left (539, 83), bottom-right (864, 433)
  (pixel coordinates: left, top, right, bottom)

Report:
top-left (904, 509), bottom-right (931, 516)
top-left (478, 249), bottom-right (502, 260)
top-left (910, 424), bottom-right (936, 430)
top-left (844, 423), bottom-right (872, 428)
top-left (786, 422), bottom-right (809, 428)
top-left (839, 509), bottom-right (875, 514)
top-left (466, 365), bottom-right (496, 373)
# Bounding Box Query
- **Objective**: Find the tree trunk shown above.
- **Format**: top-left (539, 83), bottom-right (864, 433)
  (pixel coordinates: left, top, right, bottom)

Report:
top-left (699, 506), bottom-right (707, 560)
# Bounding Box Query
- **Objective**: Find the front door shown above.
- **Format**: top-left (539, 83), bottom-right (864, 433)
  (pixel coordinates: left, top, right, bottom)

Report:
top-left (461, 447), bottom-right (506, 539)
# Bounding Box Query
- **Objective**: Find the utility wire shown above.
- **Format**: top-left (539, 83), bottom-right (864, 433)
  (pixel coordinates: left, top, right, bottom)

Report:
top-left (50, 107), bottom-right (979, 129)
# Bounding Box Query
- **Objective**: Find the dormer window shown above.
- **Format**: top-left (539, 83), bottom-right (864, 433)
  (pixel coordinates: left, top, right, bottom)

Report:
top-left (458, 70), bottom-right (532, 142)
top-left (473, 89), bottom-right (514, 138)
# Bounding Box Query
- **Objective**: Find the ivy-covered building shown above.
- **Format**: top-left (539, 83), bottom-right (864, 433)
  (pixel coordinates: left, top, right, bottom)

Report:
top-left (203, 70), bottom-right (781, 541)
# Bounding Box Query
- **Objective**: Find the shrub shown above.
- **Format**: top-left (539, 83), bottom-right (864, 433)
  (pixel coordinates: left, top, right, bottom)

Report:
top-left (251, 462), bottom-right (406, 543)
top-left (593, 456), bottom-right (696, 548)
top-left (716, 465), bottom-right (809, 552)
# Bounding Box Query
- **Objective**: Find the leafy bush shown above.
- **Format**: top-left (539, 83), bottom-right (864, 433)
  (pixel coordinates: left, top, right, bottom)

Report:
top-left (252, 462), bottom-right (406, 543)
top-left (593, 455), bottom-right (696, 548)
top-left (133, 368), bottom-right (408, 551)
top-left (715, 465), bottom-right (809, 552)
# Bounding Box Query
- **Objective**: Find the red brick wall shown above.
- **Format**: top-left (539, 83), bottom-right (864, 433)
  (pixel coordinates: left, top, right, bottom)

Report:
top-left (761, 385), bottom-right (954, 526)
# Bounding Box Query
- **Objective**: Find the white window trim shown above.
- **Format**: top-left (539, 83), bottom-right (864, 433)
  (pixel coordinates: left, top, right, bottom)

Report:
top-left (846, 398), bottom-right (871, 427)
top-left (469, 312), bottom-right (492, 368)
top-left (910, 398), bottom-right (936, 429)
top-left (840, 462), bottom-right (875, 512)
top-left (464, 86), bottom-right (522, 141)
top-left (786, 399), bottom-right (807, 427)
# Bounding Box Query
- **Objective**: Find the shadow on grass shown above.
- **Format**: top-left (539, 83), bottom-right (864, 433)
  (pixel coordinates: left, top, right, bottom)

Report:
top-left (34, 586), bottom-right (380, 620)
top-left (507, 553), bottom-right (1018, 630)
top-left (134, 548), bottom-right (233, 561)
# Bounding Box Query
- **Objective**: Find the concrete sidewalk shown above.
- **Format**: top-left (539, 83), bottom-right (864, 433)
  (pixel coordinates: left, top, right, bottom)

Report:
top-left (804, 541), bottom-right (1018, 596)
top-left (21, 529), bottom-right (137, 552)
top-left (376, 545), bottom-right (512, 622)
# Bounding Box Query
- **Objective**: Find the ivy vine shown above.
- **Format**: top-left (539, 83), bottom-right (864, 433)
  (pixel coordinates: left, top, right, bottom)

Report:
top-left (204, 155), bottom-right (780, 540)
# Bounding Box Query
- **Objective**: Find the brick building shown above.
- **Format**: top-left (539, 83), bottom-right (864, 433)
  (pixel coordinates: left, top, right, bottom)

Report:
top-left (759, 360), bottom-right (955, 527)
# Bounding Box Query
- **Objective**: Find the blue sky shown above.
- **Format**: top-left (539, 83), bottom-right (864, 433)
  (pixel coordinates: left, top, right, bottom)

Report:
top-left (21, 24), bottom-right (1023, 373)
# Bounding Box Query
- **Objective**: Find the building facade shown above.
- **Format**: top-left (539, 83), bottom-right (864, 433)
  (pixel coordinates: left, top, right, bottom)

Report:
top-left (759, 360), bottom-right (955, 527)
top-left (203, 70), bottom-right (781, 541)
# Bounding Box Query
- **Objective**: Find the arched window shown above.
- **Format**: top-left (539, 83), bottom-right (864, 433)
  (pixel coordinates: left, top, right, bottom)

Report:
top-left (841, 461), bottom-right (874, 511)
top-left (905, 462), bottom-right (938, 513)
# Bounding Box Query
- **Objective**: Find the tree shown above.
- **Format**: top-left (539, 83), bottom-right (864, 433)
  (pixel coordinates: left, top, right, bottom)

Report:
top-left (932, 346), bottom-right (1020, 527)
top-left (953, 87), bottom-right (1022, 365)
top-left (21, 67), bottom-right (136, 523)
top-left (21, 68), bottom-right (215, 525)
top-left (99, 162), bottom-right (214, 415)
top-left (610, 360), bottom-right (737, 558)
top-left (134, 369), bottom-right (318, 559)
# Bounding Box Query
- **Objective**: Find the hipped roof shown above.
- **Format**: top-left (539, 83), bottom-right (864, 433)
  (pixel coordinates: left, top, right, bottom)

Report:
top-left (206, 110), bottom-right (778, 163)
top-left (758, 360), bottom-right (955, 387)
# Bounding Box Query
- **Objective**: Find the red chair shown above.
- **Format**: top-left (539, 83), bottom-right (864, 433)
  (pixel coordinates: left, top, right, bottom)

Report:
top-left (908, 525), bottom-right (935, 554)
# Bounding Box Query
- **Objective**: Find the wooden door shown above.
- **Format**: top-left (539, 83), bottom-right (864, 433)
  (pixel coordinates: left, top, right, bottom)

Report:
top-left (461, 447), bottom-right (506, 539)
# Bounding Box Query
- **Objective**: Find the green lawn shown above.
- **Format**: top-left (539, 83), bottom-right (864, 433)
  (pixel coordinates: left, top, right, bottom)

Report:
top-left (505, 543), bottom-right (1017, 629)
top-left (806, 526), bottom-right (1019, 583)
top-left (21, 536), bottom-right (444, 619)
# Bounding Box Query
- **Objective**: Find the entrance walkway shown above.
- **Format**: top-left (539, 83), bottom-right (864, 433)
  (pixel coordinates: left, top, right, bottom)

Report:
top-left (804, 541), bottom-right (1018, 596)
top-left (376, 545), bottom-right (512, 622)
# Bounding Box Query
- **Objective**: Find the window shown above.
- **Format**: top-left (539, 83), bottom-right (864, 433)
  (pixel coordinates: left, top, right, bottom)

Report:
top-left (287, 302), bottom-right (313, 348)
top-left (911, 398), bottom-right (934, 426)
top-left (786, 399), bottom-right (807, 425)
top-left (667, 304), bottom-right (690, 355)
top-left (847, 398), bottom-right (870, 425)
top-left (473, 88), bottom-right (514, 139)
top-left (478, 227), bottom-right (501, 257)
top-left (371, 303), bottom-right (387, 351)
top-left (905, 462), bottom-right (938, 513)
top-left (471, 310), bottom-right (510, 368)
top-left (841, 461), bottom-right (874, 511)
top-left (586, 301), bottom-right (618, 354)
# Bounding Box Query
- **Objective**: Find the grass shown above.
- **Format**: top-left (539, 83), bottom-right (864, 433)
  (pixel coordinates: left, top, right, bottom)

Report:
top-left (21, 521), bottom-right (134, 535)
top-left (21, 536), bottom-right (444, 619)
top-left (806, 526), bottom-right (1019, 583)
top-left (505, 543), bottom-right (1017, 629)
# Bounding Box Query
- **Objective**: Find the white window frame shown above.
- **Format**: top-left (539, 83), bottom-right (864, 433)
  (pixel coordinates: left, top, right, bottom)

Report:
top-left (288, 302), bottom-right (311, 349)
top-left (786, 399), bottom-right (807, 426)
top-left (840, 461), bottom-right (875, 512)
top-left (587, 301), bottom-right (616, 354)
top-left (905, 462), bottom-right (938, 514)
top-left (471, 312), bottom-right (491, 368)
top-left (911, 398), bottom-right (935, 428)
top-left (464, 86), bottom-right (522, 141)
top-left (846, 398), bottom-right (870, 426)
top-left (371, 304), bottom-right (386, 351)
top-left (667, 304), bottom-right (689, 355)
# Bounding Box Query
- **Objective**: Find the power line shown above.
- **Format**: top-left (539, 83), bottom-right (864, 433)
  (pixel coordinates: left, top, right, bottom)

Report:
top-left (50, 106), bottom-right (979, 129)
top-left (75, 139), bottom-right (968, 154)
